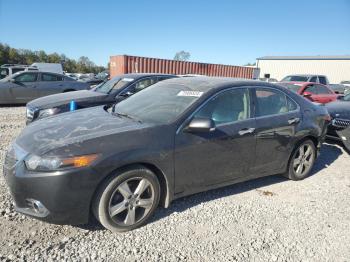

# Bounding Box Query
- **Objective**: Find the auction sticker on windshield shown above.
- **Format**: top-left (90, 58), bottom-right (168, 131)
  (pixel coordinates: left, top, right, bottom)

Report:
top-left (122, 78), bottom-right (134, 82)
top-left (177, 91), bottom-right (203, 97)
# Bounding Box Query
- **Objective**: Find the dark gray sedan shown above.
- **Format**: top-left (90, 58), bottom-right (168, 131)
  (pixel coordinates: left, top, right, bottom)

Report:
top-left (4, 77), bottom-right (330, 232)
top-left (0, 71), bottom-right (90, 104)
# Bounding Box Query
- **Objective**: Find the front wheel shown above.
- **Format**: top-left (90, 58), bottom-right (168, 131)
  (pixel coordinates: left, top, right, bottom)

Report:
top-left (284, 140), bottom-right (316, 181)
top-left (92, 167), bottom-right (160, 232)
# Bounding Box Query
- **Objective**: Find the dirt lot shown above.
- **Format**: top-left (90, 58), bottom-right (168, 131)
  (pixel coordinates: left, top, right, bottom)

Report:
top-left (0, 106), bottom-right (350, 261)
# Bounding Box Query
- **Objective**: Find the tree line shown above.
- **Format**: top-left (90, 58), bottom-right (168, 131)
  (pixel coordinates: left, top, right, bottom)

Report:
top-left (0, 43), bottom-right (106, 74)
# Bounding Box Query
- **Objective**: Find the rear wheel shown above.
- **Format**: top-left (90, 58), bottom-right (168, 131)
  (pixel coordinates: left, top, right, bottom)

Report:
top-left (284, 140), bottom-right (316, 180)
top-left (92, 167), bottom-right (160, 232)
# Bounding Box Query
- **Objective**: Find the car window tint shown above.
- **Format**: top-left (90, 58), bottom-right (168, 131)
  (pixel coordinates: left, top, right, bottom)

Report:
top-left (14, 73), bottom-right (38, 82)
top-left (42, 73), bottom-right (63, 81)
top-left (195, 88), bottom-right (250, 125)
top-left (255, 88), bottom-right (289, 117)
top-left (287, 97), bottom-right (298, 111)
top-left (318, 77), bottom-right (327, 85)
top-left (309, 76), bottom-right (318, 83)
top-left (12, 68), bottom-right (25, 74)
top-left (315, 84), bottom-right (332, 94)
top-left (134, 77), bottom-right (157, 92)
top-left (304, 85), bottom-right (317, 94)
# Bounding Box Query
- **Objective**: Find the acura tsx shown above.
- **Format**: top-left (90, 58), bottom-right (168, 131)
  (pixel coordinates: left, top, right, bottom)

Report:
top-left (3, 77), bottom-right (329, 232)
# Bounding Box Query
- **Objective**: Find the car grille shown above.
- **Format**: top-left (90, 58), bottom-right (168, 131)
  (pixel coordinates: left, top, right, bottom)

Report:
top-left (332, 118), bottom-right (350, 128)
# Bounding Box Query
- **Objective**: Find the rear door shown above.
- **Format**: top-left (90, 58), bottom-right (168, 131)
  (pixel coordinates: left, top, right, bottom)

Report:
top-left (10, 72), bottom-right (39, 103)
top-left (252, 87), bottom-right (301, 175)
top-left (36, 73), bottom-right (65, 97)
top-left (174, 87), bottom-right (256, 193)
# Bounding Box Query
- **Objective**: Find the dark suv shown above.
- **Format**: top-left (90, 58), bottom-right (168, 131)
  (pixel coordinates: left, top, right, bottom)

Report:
top-left (26, 73), bottom-right (177, 123)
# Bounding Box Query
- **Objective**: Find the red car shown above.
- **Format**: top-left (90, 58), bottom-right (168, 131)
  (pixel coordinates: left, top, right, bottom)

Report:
top-left (280, 82), bottom-right (339, 104)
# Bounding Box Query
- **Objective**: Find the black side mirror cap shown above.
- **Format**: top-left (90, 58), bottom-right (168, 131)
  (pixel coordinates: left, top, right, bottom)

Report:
top-left (185, 118), bottom-right (216, 133)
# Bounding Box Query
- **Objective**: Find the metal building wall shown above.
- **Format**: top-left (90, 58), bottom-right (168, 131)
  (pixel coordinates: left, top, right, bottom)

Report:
top-left (110, 55), bottom-right (255, 79)
top-left (257, 59), bottom-right (350, 83)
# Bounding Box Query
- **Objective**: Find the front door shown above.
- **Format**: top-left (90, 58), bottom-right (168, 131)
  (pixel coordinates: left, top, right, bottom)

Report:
top-left (174, 88), bottom-right (256, 194)
top-left (10, 72), bottom-right (38, 103)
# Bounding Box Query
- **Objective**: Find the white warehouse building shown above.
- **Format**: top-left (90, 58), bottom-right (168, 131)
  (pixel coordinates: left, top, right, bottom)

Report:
top-left (256, 56), bottom-right (350, 84)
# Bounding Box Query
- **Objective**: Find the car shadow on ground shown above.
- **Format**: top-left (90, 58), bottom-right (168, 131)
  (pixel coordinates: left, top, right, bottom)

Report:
top-left (78, 142), bottom-right (343, 232)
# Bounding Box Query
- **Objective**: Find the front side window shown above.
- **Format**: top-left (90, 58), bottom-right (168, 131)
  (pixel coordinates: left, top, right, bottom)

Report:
top-left (14, 73), bottom-right (38, 82)
top-left (315, 84), bottom-right (332, 94)
top-left (309, 76), bottom-right (318, 83)
top-left (12, 68), bottom-right (25, 74)
top-left (195, 89), bottom-right (250, 125)
top-left (42, 73), bottom-right (63, 81)
top-left (304, 85), bottom-right (317, 94)
top-left (255, 88), bottom-right (295, 117)
top-left (134, 77), bottom-right (157, 92)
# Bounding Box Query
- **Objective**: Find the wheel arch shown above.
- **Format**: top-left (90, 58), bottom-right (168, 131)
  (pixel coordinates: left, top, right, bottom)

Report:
top-left (63, 89), bottom-right (76, 92)
top-left (90, 162), bottom-right (171, 214)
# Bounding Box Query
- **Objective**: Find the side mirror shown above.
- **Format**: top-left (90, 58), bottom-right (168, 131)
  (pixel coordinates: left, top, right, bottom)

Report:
top-left (8, 78), bottom-right (16, 83)
top-left (120, 91), bottom-right (134, 97)
top-left (334, 91), bottom-right (340, 94)
top-left (185, 118), bottom-right (216, 133)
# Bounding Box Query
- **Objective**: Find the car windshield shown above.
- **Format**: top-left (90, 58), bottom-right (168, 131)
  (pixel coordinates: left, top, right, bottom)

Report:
top-left (112, 82), bottom-right (203, 124)
top-left (282, 76), bottom-right (309, 82)
top-left (94, 77), bottom-right (134, 94)
top-left (280, 83), bottom-right (301, 93)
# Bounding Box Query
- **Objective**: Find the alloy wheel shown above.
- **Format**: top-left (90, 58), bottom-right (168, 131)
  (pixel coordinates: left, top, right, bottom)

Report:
top-left (108, 177), bottom-right (155, 226)
top-left (293, 144), bottom-right (314, 177)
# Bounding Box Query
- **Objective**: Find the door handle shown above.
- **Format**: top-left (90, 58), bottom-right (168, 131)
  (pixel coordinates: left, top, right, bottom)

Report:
top-left (288, 117), bottom-right (300, 125)
top-left (238, 127), bottom-right (255, 136)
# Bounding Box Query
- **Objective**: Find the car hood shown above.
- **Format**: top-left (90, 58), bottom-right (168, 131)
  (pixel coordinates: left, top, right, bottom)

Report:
top-left (27, 90), bottom-right (109, 109)
top-left (15, 106), bottom-right (152, 156)
top-left (325, 100), bottom-right (350, 119)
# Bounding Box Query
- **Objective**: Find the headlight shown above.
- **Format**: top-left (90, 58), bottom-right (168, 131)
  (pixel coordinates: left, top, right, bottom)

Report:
top-left (26, 107), bottom-right (36, 120)
top-left (25, 154), bottom-right (99, 171)
top-left (38, 108), bottom-right (60, 119)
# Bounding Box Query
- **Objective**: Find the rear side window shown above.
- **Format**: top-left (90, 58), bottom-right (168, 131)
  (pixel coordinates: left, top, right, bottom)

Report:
top-left (41, 73), bottom-right (63, 81)
top-left (0, 68), bottom-right (9, 79)
top-left (255, 88), bottom-right (296, 117)
top-left (14, 73), bottom-right (38, 82)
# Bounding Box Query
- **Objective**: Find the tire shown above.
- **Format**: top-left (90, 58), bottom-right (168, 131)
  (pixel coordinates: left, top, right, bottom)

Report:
top-left (92, 166), bottom-right (160, 232)
top-left (284, 140), bottom-right (316, 181)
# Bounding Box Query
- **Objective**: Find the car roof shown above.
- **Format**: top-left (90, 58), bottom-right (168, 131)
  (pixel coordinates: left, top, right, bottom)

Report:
top-left (159, 76), bottom-right (283, 93)
top-left (118, 73), bottom-right (177, 79)
top-left (284, 74), bottom-right (326, 77)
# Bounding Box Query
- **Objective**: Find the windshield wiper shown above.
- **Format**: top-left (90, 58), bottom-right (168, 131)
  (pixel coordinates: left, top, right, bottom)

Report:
top-left (113, 111), bottom-right (142, 123)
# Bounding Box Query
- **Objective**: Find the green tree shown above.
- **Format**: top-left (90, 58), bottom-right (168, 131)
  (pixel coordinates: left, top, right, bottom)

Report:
top-left (174, 51), bottom-right (191, 61)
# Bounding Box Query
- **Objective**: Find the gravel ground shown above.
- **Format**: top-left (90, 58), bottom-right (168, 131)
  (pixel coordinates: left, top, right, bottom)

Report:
top-left (0, 106), bottom-right (349, 262)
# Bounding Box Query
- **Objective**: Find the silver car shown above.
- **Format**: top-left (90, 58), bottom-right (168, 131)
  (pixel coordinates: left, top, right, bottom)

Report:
top-left (0, 71), bottom-right (90, 104)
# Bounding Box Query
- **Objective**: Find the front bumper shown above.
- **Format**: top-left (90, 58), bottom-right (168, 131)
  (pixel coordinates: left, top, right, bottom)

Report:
top-left (3, 145), bottom-right (99, 225)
